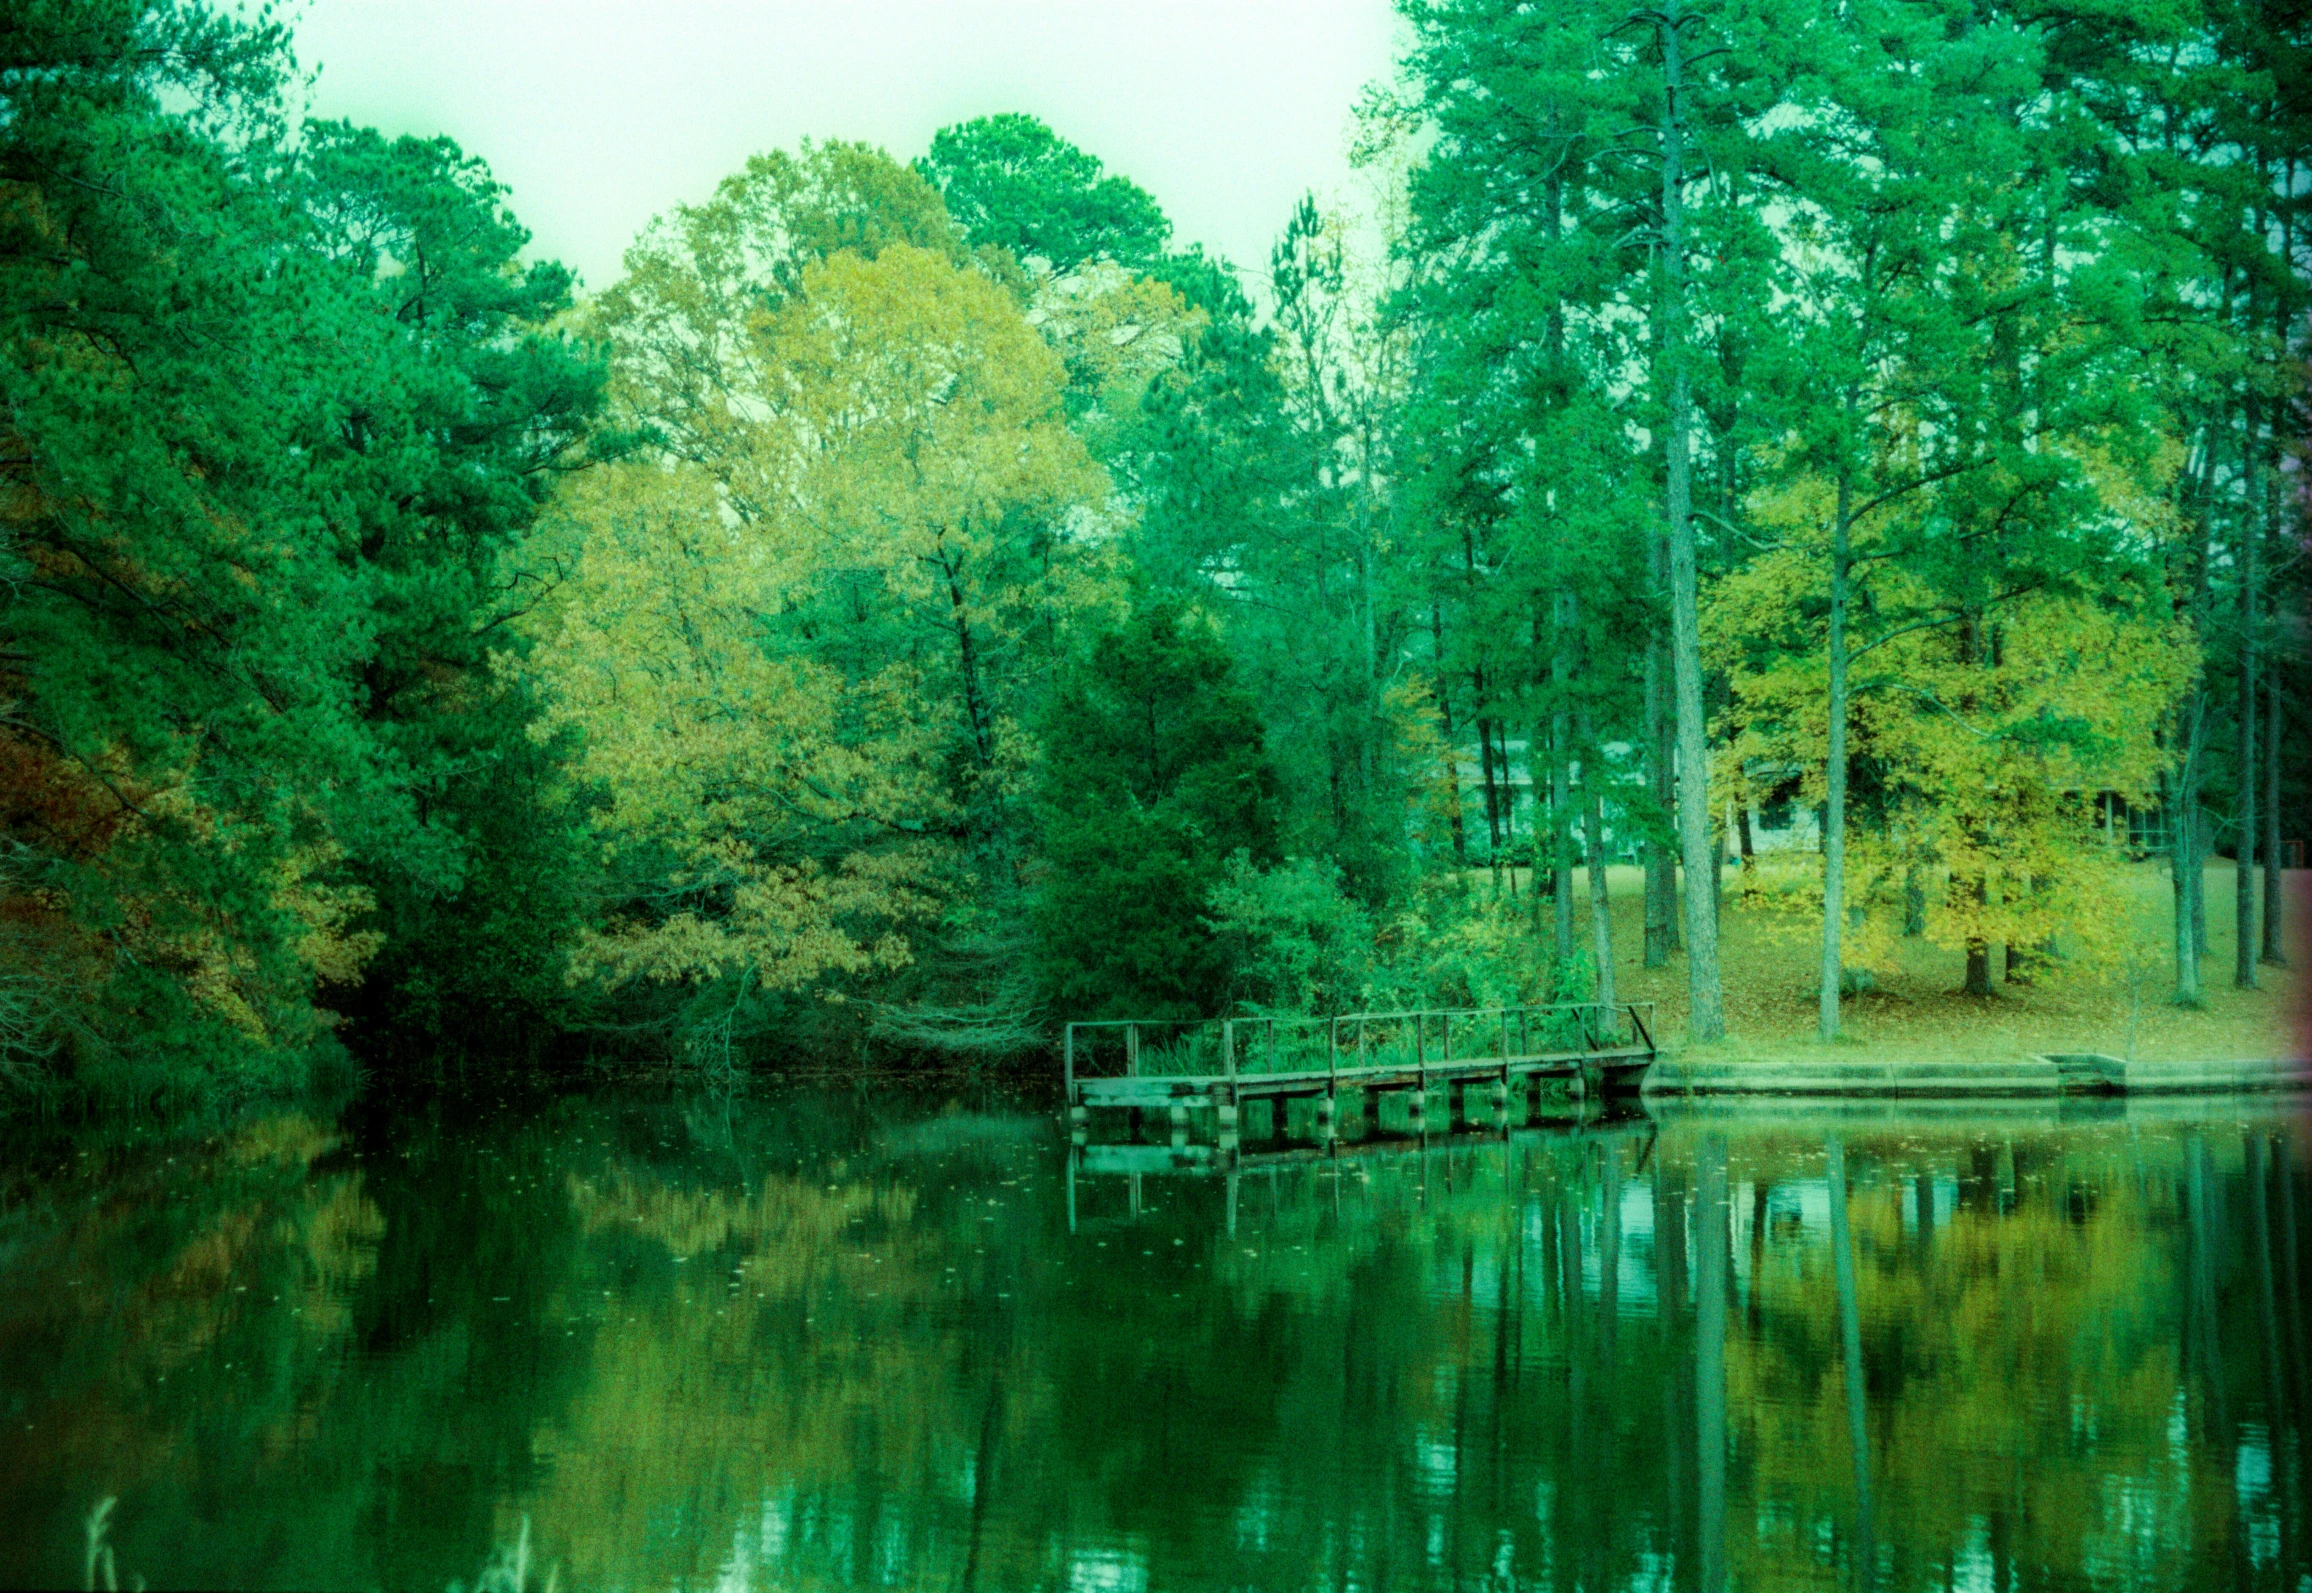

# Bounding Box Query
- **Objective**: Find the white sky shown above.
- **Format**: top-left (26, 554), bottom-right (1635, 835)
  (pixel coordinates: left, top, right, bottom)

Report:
top-left (287, 0), bottom-right (1405, 295)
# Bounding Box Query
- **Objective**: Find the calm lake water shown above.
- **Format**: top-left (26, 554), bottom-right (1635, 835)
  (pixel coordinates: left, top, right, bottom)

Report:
top-left (2, 1082), bottom-right (2306, 1592)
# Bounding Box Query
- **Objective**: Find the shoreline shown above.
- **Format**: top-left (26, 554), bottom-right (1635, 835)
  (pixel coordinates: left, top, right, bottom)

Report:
top-left (1640, 1053), bottom-right (2310, 1099)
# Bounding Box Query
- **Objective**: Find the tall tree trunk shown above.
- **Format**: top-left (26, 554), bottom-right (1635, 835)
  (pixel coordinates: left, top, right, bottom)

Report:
top-left (1588, 793), bottom-right (1615, 1006)
top-left (2262, 231), bottom-right (2292, 972)
top-left (2262, 199), bottom-right (2292, 973)
top-left (1433, 607), bottom-right (1468, 867)
top-left (942, 553), bottom-right (995, 771)
top-left (1646, 564), bottom-right (1677, 966)
top-left (1498, 719), bottom-right (1521, 900)
top-left (2236, 391), bottom-right (2260, 990)
top-left (2004, 877), bottom-right (2045, 984)
top-left (1583, 708), bottom-right (1615, 1007)
top-left (1659, 0), bottom-right (1725, 1042)
top-left (1712, 828), bottom-right (1725, 935)
top-left (1479, 681), bottom-right (1503, 883)
top-left (2173, 421), bottom-right (2216, 1003)
top-left (2264, 675), bottom-right (2286, 966)
top-left (1552, 729), bottom-right (1575, 962)
top-left (1551, 590), bottom-right (1577, 966)
top-left (1964, 878), bottom-right (1993, 997)
top-left (2173, 709), bottom-right (2206, 1005)
top-left (1820, 463), bottom-right (1853, 1041)
top-left (2193, 803), bottom-right (2210, 958)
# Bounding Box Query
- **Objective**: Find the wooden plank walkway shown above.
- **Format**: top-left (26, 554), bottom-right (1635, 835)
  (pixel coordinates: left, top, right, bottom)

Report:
top-left (1065, 1002), bottom-right (1657, 1142)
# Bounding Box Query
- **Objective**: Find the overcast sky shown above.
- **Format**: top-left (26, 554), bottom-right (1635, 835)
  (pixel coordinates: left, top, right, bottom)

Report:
top-left (287, 0), bottom-right (1405, 295)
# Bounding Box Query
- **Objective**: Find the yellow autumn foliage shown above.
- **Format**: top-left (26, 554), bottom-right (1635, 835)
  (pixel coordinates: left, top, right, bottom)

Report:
top-left (1713, 447), bottom-right (2197, 979)
top-left (525, 241), bottom-right (1112, 993)
top-left (130, 784), bottom-right (382, 1040)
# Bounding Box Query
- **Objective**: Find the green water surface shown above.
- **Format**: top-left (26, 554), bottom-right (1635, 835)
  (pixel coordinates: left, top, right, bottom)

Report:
top-left (2, 1084), bottom-right (2305, 1591)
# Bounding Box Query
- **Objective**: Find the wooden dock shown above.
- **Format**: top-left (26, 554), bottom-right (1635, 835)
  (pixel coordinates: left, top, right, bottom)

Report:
top-left (1064, 1002), bottom-right (1657, 1142)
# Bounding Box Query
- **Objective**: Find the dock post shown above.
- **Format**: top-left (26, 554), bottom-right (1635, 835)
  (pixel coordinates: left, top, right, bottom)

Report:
top-left (1218, 1021), bottom-right (1239, 1137)
top-left (1323, 1017), bottom-right (1340, 1141)
top-left (1066, 1026), bottom-right (1087, 1138)
top-left (1414, 1017), bottom-right (1427, 1131)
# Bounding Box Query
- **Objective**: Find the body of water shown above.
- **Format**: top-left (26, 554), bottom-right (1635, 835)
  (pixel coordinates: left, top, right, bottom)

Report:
top-left (1, 1083), bottom-right (2305, 1590)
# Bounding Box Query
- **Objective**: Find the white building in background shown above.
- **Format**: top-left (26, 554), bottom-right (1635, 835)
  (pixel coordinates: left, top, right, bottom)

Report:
top-left (1447, 738), bottom-right (1649, 862)
top-left (1740, 786), bottom-right (1821, 854)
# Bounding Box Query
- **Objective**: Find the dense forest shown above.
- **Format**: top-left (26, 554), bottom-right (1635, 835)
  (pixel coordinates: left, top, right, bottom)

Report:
top-left (1, 0), bottom-right (2304, 1109)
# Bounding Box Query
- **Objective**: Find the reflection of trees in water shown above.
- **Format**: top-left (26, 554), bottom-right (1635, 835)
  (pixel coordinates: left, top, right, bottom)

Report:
top-left (1722, 1121), bottom-right (2306, 1592)
top-left (515, 1127), bottom-right (1714, 1590)
top-left (0, 1114), bottom-right (387, 1586)
top-left (2, 1099), bottom-right (2305, 1590)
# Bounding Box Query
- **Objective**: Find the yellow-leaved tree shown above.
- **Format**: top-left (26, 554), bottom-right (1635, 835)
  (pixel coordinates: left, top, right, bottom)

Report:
top-left (522, 147), bottom-right (1110, 1034)
top-left (1713, 447), bottom-right (2197, 993)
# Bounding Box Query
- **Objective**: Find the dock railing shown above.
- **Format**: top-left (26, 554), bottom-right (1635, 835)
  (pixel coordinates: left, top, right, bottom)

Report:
top-left (1063, 1001), bottom-right (1657, 1098)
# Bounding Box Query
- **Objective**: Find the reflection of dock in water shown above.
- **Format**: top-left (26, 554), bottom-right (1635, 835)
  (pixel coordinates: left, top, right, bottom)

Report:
top-left (1064, 1101), bottom-right (1656, 1233)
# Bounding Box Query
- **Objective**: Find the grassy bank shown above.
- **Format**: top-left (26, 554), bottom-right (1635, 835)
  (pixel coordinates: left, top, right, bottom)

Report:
top-left (1523, 858), bottom-right (2297, 1067)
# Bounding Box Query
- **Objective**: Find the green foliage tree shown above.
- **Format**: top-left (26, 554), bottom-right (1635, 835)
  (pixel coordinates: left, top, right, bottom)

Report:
top-left (287, 121), bottom-right (607, 1049)
top-left (1205, 854), bottom-right (1377, 1017)
top-left (1033, 598), bottom-right (1279, 1018)
top-left (916, 113), bottom-right (1171, 272)
top-left (531, 225), bottom-right (1107, 1057)
top-left (0, 0), bottom-right (602, 1104)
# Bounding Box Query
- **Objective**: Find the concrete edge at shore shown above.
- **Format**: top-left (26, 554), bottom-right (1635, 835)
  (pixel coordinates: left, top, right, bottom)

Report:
top-left (1641, 1054), bottom-right (2311, 1099)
